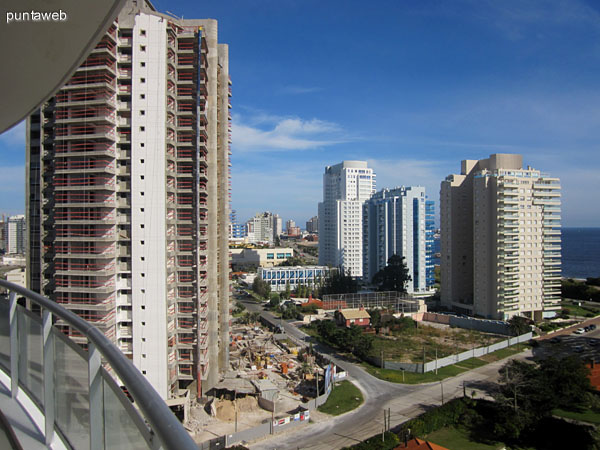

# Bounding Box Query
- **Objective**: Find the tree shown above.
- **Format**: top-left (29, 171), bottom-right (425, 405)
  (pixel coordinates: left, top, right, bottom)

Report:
top-left (322, 268), bottom-right (358, 295)
top-left (252, 277), bottom-right (271, 299)
top-left (508, 315), bottom-right (531, 336)
top-left (372, 254), bottom-right (411, 293)
top-left (283, 282), bottom-right (291, 300)
top-left (493, 356), bottom-right (592, 440)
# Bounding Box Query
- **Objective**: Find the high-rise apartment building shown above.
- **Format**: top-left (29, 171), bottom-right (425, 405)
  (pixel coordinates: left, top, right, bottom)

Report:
top-left (229, 210), bottom-right (245, 239)
top-left (318, 161), bottom-right (375, 277)
top-left (363, 187), bottom-right (428, 293)
top-left (286, 219), bottom-right (296, 233)
top-left (425, 200), bottom-right (436, 288)
top-left (26, 0), bottom-right (231, 399)
top-left (247, 212), bottom-right (275, 244)
top-left (440, 154), bottom-right (561, 320)
top-left (306, 215), bottom-right (318, 233)
top-left (6, 215), bottom-right (26, 254)
top-left (273, 213), bottom-right (282, 240)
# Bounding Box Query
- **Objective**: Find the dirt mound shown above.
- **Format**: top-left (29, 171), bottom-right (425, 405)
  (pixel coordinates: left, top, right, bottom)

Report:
top-left (215, 400), bottom-right (235, 422)
top-left (236, 396), bottom-right (258, 413)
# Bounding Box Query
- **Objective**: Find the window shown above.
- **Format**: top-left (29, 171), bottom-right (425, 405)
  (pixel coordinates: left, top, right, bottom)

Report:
top-left (140, 45), bottom-right (146, 51)
top-left (140, 110), bottom-right (145, 115)
top-left (140, 29), bottom-right (146, 36)
top-left (140, 62), bottom-right (146, 67)
top-left (140, 126), bottom-right (145, 132)
top-left (140, 77), bottom-right (146, 83)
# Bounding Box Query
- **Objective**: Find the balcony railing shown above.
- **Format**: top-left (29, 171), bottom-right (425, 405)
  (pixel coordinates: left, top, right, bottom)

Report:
top-left (0, 280), bottom-right (196, 450)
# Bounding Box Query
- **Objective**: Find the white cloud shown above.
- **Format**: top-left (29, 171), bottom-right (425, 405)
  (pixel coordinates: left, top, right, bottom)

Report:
top-left (278, 85), bottom-right (323, 95)
top-left (231, 113), bottom-right (348, 152)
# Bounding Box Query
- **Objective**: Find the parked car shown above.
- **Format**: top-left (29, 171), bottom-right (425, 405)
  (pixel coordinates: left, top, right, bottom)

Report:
top-left (588, 340), bottom-right (597, 346)
top-left (590, 324), bottom-right (597, 331)
top-left (585, 326), bottom-right (591, 332)
top-left (574, 345), bottom-right (584, 353)
top-left (549, 337), bottom-right (560, 344)
top-left (574, 328), bottom-right (586, 335)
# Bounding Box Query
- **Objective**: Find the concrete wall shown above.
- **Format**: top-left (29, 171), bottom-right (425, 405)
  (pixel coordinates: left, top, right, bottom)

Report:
top-left (422, 312), bottom-right (510, 335)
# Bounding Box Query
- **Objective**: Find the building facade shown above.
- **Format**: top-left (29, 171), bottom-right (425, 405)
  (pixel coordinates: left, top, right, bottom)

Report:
top-left (26, 0), bottom-right (231, 399)
top-left (6, 215), bottom-right (26, 254)
top-left (306, 215), bottom-right (318, 234)
top-left (229, 209), bottom-right (245, 239)
top-left (425, 200), bottom-right (436, 288)
top-left (246, 212), bottom-right (276, 244)
top-left (363, 187), bottom-right (428, 293)
top-left (440, 154), bottom-right (561, 320)
top-left (230, 247), bottom-right (294, 271)
top-left (318, 161), bottom-right (376, 277)
top-left (258, 265), bottom-right (332, 292)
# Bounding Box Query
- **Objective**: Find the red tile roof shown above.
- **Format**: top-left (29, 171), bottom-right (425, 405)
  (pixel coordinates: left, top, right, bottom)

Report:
top-left (395, 438), bottom-right (449, 450)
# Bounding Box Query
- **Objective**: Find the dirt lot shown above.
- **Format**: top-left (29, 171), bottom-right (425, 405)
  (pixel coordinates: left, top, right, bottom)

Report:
top-left (370, 322), bottom-right (505, 363)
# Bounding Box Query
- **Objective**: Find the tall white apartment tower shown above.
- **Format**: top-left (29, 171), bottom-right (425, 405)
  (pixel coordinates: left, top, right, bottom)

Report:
top-left (440, 154), bottom-right (561, 320)
top-left (26, 0), bottom-right (232, 399)
top-left (6, 215), bottom-right (26, 254)
top-left (363, 187), bottom-right (428, 293)
top-left (318, 161), bottom-right (375, 277)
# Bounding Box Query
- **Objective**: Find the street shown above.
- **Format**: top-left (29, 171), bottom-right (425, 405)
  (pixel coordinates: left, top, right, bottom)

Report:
top-left (237, 296), bottom-right (527, 450)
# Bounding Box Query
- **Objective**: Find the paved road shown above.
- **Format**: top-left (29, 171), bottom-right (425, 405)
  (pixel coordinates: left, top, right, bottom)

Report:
top-left (237, 296), bottom-right (530, 450)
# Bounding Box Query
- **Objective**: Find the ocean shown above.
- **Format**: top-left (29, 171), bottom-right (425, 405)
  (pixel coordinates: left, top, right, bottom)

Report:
top-left (430, 227), bottom-right (600, 279)
top-left (562, 227), bottom-right (600, 279)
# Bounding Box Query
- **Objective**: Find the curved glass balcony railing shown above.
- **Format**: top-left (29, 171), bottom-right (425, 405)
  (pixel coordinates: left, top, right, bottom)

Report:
top-left (0, 280), bottom-right (197, 450)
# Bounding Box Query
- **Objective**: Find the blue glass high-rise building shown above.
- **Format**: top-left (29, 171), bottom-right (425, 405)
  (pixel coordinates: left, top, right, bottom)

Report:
top-left (363, 186), bottom-right (429, 293)
top-left (425, 200), bottom-right (436, 288)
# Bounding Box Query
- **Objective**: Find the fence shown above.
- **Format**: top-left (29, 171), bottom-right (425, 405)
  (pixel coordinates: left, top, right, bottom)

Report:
top-left (322, 291), bottom-right (421, 314)
top-left (368, 332), bottom-right (533, 373)
top-left (223, 394), bottom-right (317, 446)
top-left (421, 312), bottom-right (511, 335)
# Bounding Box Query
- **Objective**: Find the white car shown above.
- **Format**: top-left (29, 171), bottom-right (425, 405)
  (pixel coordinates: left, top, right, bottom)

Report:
top-left (574, 328), bottom-right (586, 335)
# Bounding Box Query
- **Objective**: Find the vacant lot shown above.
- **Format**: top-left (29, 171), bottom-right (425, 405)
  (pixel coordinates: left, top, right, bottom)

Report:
top-left (370, 323), bottom-right (504, 363)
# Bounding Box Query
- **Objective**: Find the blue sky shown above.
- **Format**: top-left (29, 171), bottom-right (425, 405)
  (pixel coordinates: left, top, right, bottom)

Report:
top-left (1, 0), bottom-right (599, 227)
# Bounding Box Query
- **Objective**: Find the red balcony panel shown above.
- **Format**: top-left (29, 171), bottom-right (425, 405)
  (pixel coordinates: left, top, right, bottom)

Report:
top-left (55, 192), bottom-right (115, 204)
top-left (55, 159), bottom-right (115, 171)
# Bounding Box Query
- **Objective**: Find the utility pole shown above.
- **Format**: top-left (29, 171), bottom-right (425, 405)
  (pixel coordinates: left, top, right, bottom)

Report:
top-left (435, 347), bottom-right (438, 374)
top-left (381, 349), bottom-right (384, 369)
top-left (440, 380), bottom-right (444, 405)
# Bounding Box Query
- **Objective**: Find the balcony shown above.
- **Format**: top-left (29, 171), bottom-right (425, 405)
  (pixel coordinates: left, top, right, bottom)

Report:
top-left (0, 280), bottom-right (196, 450)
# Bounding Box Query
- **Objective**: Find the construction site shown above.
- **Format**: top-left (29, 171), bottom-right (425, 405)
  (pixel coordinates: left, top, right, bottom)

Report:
top-left (186, 319), bottom-right (335, 444)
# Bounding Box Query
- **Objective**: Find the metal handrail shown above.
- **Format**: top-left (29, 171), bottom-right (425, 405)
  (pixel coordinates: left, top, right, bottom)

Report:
top-left (0, 280), bottom-right (198, 450)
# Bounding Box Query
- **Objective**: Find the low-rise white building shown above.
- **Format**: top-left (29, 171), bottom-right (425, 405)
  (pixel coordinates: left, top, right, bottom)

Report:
top-left (230, 247), bottom-right (294, 271)
top-left (258, 265), bottom-right (332, 292)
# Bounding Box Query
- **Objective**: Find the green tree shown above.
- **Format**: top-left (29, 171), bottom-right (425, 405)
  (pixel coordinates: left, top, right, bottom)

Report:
top-left (252, 276), bottom-right (271, 299)
top-left (372, 255), bottom-right (411, 292)
top-left (322, 268), bottom-right (358, 295)
top-left (493, 356), bottom-right (592, 440)
top-left (283, 282), bottom-right (291, 299)
top-left (508, 315), bottom-right (531, 336)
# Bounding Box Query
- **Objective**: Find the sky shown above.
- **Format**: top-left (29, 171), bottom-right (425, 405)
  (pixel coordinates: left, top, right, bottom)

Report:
top-left (1, 0), bottom-right (600, 227)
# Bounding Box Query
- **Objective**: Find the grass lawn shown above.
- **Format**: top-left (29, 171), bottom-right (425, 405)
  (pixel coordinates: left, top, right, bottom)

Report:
top-left (553, 408), bottom-right (600, 424)
top-left (362, 361), bottom-right (469, 384)
top-left (317, 380), bottom-right (363, 416)
top-left (424, 426), bottom-right (504, 450)
top-left (561, 300), bottom-right (600, 317)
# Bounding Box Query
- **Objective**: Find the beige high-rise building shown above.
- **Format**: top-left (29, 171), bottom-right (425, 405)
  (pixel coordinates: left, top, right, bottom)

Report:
top-left (440, 154), bottom-right (561, 320)
top-left (26, 0), bottom-right (231, 399)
